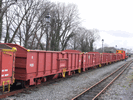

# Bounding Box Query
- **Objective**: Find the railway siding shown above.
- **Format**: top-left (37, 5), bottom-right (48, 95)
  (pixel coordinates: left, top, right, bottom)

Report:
top-left (2, 58), bottom-right (132, 100)
top-left (100, 58), bottom-right (133, 100)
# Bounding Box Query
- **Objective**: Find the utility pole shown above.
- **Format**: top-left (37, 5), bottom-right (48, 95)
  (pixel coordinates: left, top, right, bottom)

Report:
top-left (45, 13), bottom-right (51, 51)
top-left (102, 39), bottom-right (104, 53)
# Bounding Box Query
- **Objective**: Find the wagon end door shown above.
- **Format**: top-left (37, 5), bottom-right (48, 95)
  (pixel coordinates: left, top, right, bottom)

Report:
top-left (1, 50), bottom-right (14, 85)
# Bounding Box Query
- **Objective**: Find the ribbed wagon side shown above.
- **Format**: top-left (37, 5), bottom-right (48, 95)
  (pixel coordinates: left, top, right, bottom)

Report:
top-left (116, 53), bottom-right (122, 61)
top-left (107, 53), bottom-right (112, 64)
top-left (101, 53), bottom-right (111, 65)
top-left (62, 50), bottom-right (82, 75)
top-left (88, 52), bottom-right (101, 67)
top-left (82, 52), bottom-right (101, 71)
top-left (111, 53), bottom-right (117, 63)
top-left (6, 43), bottom-right (67, 87)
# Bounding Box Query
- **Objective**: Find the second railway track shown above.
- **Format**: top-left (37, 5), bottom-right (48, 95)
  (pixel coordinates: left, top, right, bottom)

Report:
top-left (72, 60), bottom-right (133, 100)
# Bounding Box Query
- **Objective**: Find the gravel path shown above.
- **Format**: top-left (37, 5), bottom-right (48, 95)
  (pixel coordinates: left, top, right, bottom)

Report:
top-left (3, 57), bottom-right (133, 100)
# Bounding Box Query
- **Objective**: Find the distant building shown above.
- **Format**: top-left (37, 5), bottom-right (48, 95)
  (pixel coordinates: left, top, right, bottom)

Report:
top-left (96, 47), bottom-right (116, 53)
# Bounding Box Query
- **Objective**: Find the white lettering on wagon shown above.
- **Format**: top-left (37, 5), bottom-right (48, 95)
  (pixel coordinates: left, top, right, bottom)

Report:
top-left (30, 63), bottom-right (34, 67)
top-left (5, 74), bottom-right (9, 76)
top-left (5, 69), bottom-right (8, 72)
top-left (79, 60), bottom-right (81, 62)
top-left (1, 74), bottom-right (4, 77)
top-left (88, 55), bottom-right (90, 59)
top-left (2, 69), bottom-right (8, 72)
top-left (31, 56), bottom-right (33, 59)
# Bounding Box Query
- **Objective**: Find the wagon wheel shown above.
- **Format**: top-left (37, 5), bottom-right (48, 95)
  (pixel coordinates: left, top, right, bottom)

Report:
top-left (12, 82), bottom-right (17, 88)
top-left (24, 81), bottom-right (29, 88)
top-left (22, 81), bottom-right (29, 88)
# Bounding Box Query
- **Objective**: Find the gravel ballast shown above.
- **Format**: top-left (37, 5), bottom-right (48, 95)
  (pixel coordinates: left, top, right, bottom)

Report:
top-left (100, 57), bottom-right (133, 100)
top-left (3, 57), bottom-right (133, 100)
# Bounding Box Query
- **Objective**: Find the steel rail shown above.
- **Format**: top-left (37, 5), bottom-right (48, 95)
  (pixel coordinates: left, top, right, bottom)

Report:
top-left (0, 78), bottom-right (63, 99)
top-left (72, 60), bottom-right (133, 100)
top-left (0, 70), bottom-right (81, 99)
top-left (0, 89), bottom-right (24, 99)
top-left (1, 60), bottom-right (131, 99)
top-left (0, 61), bottom-right (98, 99)
top-left (92, 60), bottom-right (133, 100)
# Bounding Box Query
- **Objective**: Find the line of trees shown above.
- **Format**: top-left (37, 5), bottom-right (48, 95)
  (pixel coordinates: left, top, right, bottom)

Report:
top-left (0, 0), bottom-right (100, 52)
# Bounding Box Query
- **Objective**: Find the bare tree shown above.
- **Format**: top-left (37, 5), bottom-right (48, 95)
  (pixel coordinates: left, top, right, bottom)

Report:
top-left (3, 0), bottom-right (53, 50)
top-left (0, 0), bottom-right (17, 41)
top-left (67, 27), bottom-right (100, 52)
top-left (67, 30), bottom-right (80, 50)
top-left (2, 0), bottom-right (100, 52)
top-left (25, 0), bottom-right (54, 49)
top-left (49, 3), bottom-right (80, 51)
top-left (3, 0), bottom-right (34, 44)
top-left (88, 29), bottom-right (100, 51)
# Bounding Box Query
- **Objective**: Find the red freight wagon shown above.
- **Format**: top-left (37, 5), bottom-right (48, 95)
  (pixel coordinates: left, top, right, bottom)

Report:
top-left (6, 43), bottom-right (67, 86)
top-left (101, 53), bottom-right (111, 65)
top-left (111, 53), bottom-right (117, 62)
top-left (62, 50), bottom-right (82, 75)
top-left (0, 44), bottom-right (16, 92)
top-left (88, 52), bottom-right (101, 67)
top-left (116, 53), bottom-right (122, 61)
top-left (108, 53), bottom-right (112, 64)
top-left (82, 52), bottom-right (101, 71)
top-left (82, 52), bottom-right (92, 71)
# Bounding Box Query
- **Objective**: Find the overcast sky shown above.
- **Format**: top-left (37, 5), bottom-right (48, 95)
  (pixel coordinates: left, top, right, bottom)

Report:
top-left (51, 0), bottom-right (133, 50)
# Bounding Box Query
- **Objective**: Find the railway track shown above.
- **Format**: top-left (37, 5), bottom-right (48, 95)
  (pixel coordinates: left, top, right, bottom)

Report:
top-left (0, 62), bottom-right (102, 99)
top-left (0, 72), bottom-right (82, 99)
top-left (72, 60), bottom-right (133, 100)
top-left (0, 60), bottom-right (131, 99)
